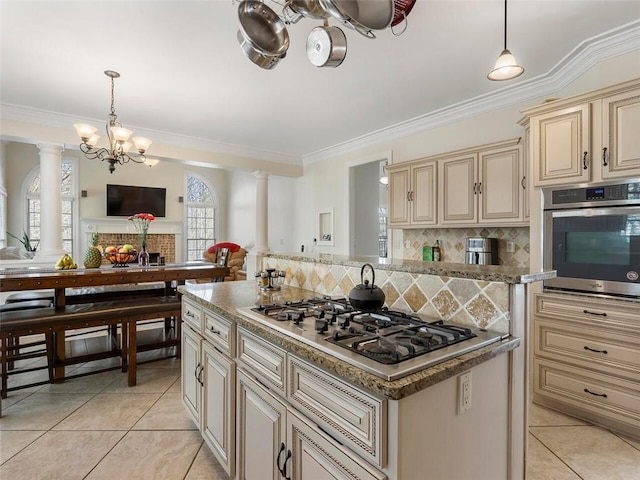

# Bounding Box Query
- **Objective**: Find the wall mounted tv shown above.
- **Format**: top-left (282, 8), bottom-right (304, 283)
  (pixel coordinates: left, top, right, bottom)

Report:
top-left (106, 184), bottom-right (166, 217)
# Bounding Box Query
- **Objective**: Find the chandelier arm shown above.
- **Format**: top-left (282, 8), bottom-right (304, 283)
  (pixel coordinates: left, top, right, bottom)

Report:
top-left (504, 0), bottom-right (508, 50)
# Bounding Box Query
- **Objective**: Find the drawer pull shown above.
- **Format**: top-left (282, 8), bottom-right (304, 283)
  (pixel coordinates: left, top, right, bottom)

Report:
top-left (209, 326), bottom-right (221, 335)
top-left (583, 309), bottom-right (607, 317)
top-left (584, 346), bottom-right (608, 354)
top-left (185, 310), bottom-right (196, 318)
top-left (584, 388), bottom-right (607, 398)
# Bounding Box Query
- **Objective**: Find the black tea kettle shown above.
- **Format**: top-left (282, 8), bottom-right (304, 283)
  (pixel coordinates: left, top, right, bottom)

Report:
top-left (349, 263), bottom-right (385, 311)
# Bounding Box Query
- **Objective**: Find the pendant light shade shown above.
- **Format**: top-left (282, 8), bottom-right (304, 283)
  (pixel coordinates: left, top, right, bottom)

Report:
top-left (488, 0), bottom-right (524, 81)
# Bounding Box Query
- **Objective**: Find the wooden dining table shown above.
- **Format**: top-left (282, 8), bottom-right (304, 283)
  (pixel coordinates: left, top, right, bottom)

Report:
top-left (0, 262), bottom-right (229, 389)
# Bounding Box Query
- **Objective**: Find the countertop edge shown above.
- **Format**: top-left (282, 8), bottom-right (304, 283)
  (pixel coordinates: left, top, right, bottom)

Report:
top-left (179, 287), bottom-right (520, 400)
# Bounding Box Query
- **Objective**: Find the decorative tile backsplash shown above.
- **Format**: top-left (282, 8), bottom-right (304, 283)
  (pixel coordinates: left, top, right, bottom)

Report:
top-left (263, 258), bottom-right (511, 334)
top-left (403, 227), bottom-right (530, 268)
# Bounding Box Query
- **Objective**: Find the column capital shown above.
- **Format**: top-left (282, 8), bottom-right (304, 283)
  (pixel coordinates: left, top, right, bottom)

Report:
top-left (36, 143), bottom-right (65, 155)
top-left (253, 170), bottom-right (270, 180)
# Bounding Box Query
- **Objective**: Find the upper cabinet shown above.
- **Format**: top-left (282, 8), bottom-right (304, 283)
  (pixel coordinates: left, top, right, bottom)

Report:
top-left (600, 88), bottom-right (640, 179)
top-left (439, 140), bottom-right (523, 225)
top-left (523, 79), bottom-right (640, 186)
top-left (388, 160), bottom-right (437, 227)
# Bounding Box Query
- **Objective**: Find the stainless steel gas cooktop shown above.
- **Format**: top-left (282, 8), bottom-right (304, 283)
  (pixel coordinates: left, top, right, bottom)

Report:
top-left (237, 296), bottom-right (507, 381)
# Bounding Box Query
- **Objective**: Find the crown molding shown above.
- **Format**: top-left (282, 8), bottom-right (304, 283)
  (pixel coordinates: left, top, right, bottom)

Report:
top-left (302, 19), bottom-right (640, 166)
top-left (0, 104), bottom-right (302, 166)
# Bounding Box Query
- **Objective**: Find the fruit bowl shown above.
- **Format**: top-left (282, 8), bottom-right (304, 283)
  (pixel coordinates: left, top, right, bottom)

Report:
top-left (104, 250), bottom-right (137, 267)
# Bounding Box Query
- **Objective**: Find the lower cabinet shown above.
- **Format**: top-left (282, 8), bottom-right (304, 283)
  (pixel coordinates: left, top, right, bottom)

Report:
top-left (237, 370), bottom-right (386, 480)
top-left (181, 323), bottom-right (236, 477)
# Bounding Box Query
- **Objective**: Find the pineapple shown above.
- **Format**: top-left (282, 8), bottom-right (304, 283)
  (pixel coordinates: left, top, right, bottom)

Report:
top-left (83, 232), bottom-right (103, 268)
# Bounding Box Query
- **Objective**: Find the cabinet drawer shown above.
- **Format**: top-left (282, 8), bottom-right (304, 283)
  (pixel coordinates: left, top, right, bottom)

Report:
top-left (533, 358), bottom-right (640, 430)
top-left (237, 327), bottom-right (286, 397)
top-left (204, 308), bottom-right (234, 356)
top-left (287, 355), bottom-right (386, 468)
top-left (534, 293), bottom-right (640, 332)
top-left (535, 319), bottom-right (640, 381)
top-left (182, 298), bottom-right (203, 333)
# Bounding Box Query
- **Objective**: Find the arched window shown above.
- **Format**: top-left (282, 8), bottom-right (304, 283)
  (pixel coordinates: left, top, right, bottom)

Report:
top-left (25, 160), bottom-right (76, 256)
top-left (185, 174), bottom-right (216, 261)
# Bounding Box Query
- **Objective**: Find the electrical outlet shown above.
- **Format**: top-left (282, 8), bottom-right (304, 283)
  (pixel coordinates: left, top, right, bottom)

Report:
top-left (506, 241), bottom-right (515, 253)
top-left (405, 240), bottom-right (411, 249)
top-left (458, 372), bottom-right (472, 414)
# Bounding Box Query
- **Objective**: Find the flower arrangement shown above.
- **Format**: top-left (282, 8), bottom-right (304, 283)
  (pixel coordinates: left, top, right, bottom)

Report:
top-left (128, 213), bottom-right (155, 248)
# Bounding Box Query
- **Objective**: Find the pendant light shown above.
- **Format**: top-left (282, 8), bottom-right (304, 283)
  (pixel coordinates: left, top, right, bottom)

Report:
top-left (488, 0), bottom-right (524, 81)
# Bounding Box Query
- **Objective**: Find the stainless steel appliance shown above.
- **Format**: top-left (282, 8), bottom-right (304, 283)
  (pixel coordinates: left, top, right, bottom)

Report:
top-left (543, 179), bottom-right (640, 297)
top-left (237, 297), bottom-right (506, 381)
top-left (465, 237), bottom-right (499, 265)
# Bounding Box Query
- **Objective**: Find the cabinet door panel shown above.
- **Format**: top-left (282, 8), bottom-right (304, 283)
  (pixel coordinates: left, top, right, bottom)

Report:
top-left (202, 343), bottom-right (235, 477)
top-left (411, 162), bottom-right (437, 224)
top-left (388, 168), bottom-right (410, 225)
top-left (181, 325), bottom-right (201, 425)
top-left (439, 154), bottom-right (477, 224)
top-left (533, 103), bottom-right (591, 186)
top-left (523, 126), bottom-right (530, 220)
top-left (237, 371), bottom-right (287, 480)
top-left (479, 144), bottom-right (522, 222)
top-left (601, 89), bottom-right (640, 178)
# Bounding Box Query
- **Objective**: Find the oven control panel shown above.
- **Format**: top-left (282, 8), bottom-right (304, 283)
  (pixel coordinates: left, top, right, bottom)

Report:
top-left (549, 181), bottom-right (640, 206)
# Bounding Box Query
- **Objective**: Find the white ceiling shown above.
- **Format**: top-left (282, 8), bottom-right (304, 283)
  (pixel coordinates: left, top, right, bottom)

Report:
top-left (1, 0), bottom-right (639, 165)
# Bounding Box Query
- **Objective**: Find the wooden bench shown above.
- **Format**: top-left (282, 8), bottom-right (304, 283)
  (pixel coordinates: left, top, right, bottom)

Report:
top-left (0, 295), bottom-right (181, 398)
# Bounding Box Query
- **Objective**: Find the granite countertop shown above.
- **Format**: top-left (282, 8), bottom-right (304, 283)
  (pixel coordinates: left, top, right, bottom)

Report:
top-left (262, 252), bottom-right (555, 284)
top-left (178, 281), bottom-right (520, 400)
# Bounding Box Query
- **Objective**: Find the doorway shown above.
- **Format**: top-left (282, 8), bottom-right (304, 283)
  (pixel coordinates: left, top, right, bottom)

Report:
top-left (349, 159), bottom-right (389, 257)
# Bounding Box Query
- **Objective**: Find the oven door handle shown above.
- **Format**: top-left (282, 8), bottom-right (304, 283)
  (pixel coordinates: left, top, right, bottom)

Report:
top-left (549, 206), bottom-right (640, 218)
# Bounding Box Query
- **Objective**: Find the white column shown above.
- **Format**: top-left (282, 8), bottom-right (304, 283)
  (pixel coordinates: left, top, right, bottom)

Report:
top-left (35, 143), bottom-right (66, 259)
top-left (254, 170), bottom-right (270, 252)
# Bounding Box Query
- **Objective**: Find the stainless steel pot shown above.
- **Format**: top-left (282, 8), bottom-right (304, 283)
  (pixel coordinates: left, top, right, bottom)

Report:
top-left (283, 0), bottom-right (330, 24)
top-left (318, 0), bottom-right (394, 38)
top-left (237, 30), bottom-right (283, 70)
top-left (238, 0), bottom-right (290, 58)
top-left (306, 24), bottom-right (347, 68)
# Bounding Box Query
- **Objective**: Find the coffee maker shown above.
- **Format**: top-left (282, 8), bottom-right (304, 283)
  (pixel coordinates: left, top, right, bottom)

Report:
top-left (465, 237), bottom-right (499, 265)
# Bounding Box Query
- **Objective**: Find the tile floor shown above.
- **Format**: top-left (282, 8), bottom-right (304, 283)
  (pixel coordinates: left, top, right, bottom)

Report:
top-left (1, 350), bottom-right (639, 479)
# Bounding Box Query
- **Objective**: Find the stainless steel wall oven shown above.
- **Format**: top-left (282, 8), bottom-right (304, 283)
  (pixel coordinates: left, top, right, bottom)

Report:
top-left (543, 179), bottom-right (640, 297)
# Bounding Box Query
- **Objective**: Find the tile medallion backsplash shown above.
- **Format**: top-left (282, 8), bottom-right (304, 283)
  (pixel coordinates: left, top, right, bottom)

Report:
top-left (263, 258), bottom-right (511, 334)
top-left (403, 227), bottom-right (530, 268)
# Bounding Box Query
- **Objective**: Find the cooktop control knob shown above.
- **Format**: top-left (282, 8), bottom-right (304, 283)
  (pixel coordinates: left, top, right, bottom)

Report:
top-left (315, 319), bottom-right (329, 333)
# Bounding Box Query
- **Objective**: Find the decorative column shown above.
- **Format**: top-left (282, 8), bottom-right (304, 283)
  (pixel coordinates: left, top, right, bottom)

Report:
top-left (35, 143), bottom-right (66, 259)
top-left (254, 170), bottom-right (270, 252)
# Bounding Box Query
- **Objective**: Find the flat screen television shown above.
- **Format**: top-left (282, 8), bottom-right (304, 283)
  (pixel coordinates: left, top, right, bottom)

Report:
top-left (106, 184), bottom-right (166, 217)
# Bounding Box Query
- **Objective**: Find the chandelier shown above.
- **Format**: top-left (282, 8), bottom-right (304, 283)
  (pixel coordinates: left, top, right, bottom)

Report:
top-left (74, 70), bottom-right (153, 174)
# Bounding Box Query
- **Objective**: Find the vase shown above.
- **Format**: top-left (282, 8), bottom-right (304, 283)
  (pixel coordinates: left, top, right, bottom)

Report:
top-left (138, 245), bottom-right (150, 267)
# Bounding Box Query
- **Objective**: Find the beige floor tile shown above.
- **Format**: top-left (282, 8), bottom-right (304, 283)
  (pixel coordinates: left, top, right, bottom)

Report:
top-left (531, 425), bottom-right (640, 480)
top-left (137, 355), bottom-right (180, 369)
top-left (0, 430), bottom-right (45, 465)
top-left (53, 393), bottom-right (160, 430)
top-left (526, 433), bottom-right (581, 480)
top-left (102, 368), bottom-right (179, 394)
top-left (529, 402), bottom-right (588, 427)
top-left (167, 377), bottom-right (181, 393)
top-left (0, 391), bottom-right (32, 410)
top-left (185, 443), bottom-right (231, 480)
top-left (617, 433), bottom-right (640, 451)
top-left (86, 430), bottom-right (202, 480)
top-left (36, 369), bottom-right (121, 394)
top-left (133, 393), bottom-right (197, 430)
top-left (0, 430), bottom-right (125, 480)
top-left (0, 393), bottom-right (92, 430)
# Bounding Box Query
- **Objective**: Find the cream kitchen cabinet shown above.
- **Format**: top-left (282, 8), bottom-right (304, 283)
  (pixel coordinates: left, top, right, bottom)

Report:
top-left (181, 302), bottom-right (236, 477)
top-left (439, 140), bottom-right (524, 225)
top-left (387, 161), bottom-right (436, 227)
top-left (532, 292), bottom-right (640, 438)
top-left (524, 78), bottom-right (640, 186)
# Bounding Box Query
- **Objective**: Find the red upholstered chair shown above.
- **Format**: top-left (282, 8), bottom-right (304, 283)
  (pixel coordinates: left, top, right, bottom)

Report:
top-left (203, 242), bottom-right (247, 281)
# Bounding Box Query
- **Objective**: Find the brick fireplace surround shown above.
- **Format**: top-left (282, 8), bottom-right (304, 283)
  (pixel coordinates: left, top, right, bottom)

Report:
top-left (81, 218), bottom-right (183, 264)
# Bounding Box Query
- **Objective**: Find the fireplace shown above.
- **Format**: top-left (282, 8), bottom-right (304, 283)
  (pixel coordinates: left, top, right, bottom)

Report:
top-left (81, 218), bottom-right (183, 264)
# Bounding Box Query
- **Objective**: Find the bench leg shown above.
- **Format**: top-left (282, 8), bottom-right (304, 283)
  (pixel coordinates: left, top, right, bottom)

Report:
top-left (1, 337), bottom-right (8, 399)
top-left (44, 333), bottom-right (55, 382)
top-left (127, 320), bottom-right (137, 387)
top-left (121, 322), bottom-right (128, 373)
top-left (53, 331), bottom-right (66, 382)
top-left (7, 337), bottom-right (18, 371)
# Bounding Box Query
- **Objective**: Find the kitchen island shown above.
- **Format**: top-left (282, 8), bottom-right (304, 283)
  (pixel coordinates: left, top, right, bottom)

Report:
top-left (179, 256), bottom-right (554, 479)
